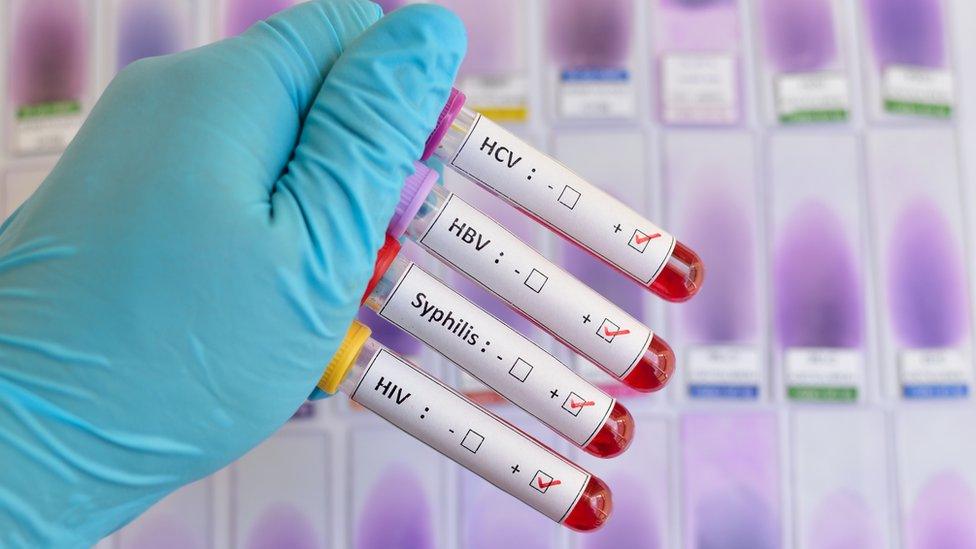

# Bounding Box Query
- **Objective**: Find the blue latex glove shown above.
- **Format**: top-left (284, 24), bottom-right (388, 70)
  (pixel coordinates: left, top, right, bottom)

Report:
top-left (0, 1), bottom-right (465, 546)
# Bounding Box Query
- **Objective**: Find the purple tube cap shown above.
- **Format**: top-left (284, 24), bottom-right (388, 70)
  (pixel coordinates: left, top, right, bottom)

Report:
top-left (388, 162), bottom-right (439, 238)
top-left (422, 87), bottom-right (466, 161)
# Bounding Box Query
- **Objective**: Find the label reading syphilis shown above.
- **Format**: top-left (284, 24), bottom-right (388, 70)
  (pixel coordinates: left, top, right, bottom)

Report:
top-left (661, 53), bottom-right (738, 125)
top-left (558, 68), bottom-right (636, 119)
top-left (900, 349), bottom-right (971, 399)
top-left (785, 348), bottom-right (863, 402)
top-left (449, 114), bottom-right (675, 287)
top-left (882, 65), bottom-right (954, 118)
top-left (352, 349), bottom-right (590, 523)
top-left (13, 101), bottom-right (83, 155)
top-left (378, 264), bottom-right (615, 446)
top-left (686, 346), bottom-right (761, 400)
top-left (419, 194), bottom-right (653, 379)
top-left (775, 72), bottom-right (850, 124)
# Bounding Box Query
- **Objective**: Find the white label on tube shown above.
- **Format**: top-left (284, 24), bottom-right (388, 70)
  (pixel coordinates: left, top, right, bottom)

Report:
top-left (558, 68), bottom-right (636, 119)
top-left (419, 194), bottom-right (654, 379)
top-left (775, 72), bottom-right (850, 123)
top-left (449, 114), bottom-right (675, 287)
top-left (352, 349), bottom-right (591, 523)
top-left (378, 264), bottom-right (615, 446)
top-left (661, 53), bottom-right (738, 125)
top-left (882, 65), bottom-right (954, 117)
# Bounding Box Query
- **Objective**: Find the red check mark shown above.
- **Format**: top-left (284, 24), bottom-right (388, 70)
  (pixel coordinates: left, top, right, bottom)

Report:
top-left (603, 326), bottom-right (631, 337)
top-left (537, 477), bottom-right (561, 490)
top-left (570, 399), bottom-right (596, 409)
top-left (634, 232), bottom-right (661, 245)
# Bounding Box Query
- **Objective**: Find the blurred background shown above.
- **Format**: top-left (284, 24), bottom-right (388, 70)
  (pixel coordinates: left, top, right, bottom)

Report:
top-left (3, 0), bottom-right (976, 547)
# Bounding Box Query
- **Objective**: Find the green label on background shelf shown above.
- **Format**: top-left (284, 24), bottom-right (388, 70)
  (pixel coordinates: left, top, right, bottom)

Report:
top-left (16, 100), bottom-right (81, 120)
top-left (788, 386), bottom-right (858, 402)
top-left (883, 100), bottom-right (952, 118)
top-left (780, 110), bottom-right (849, 124)
top-left (882, 65), bottom-right (954, 119)
top-left (775, 72), bottom-right (850, 125)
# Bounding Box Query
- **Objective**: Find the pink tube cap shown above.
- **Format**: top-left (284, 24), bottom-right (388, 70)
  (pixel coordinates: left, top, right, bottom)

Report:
top-left (388, 162), bottom-right (438, 238)
top-left (422, 87), bottom-right (466, 161)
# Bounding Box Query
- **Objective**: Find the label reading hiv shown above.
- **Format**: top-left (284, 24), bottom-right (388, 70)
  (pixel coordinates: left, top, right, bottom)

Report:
top-left (418, 193), bottom-right (654, 379)
top-left (352, 349), bottom-right (590, 523)
top-left (377, 264), bottom-right (615, 446)
top-left (449, 114), bottom-right (676, 287)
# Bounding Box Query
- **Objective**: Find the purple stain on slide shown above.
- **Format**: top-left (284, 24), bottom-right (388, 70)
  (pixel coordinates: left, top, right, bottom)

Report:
top-left (548, 0), bottom-right (633, 68)
top-left (563, 242), bottom-right (647, 322)
top-left (117, 0), bottom-right (183, 70)
top-left (356, 465), bottom-right (434, 549)
top-left (464, 476), bottom-right (552, 548)
top-left (682, 413), bottom-right (781, 549)
top-left (907, 471), bottom-right (976, 549)
top-left (680, 188), bottom-right (756, 343)
top-left (760, 0), bottom-right (837, 72)
top-left (809, 491), bottom-right (883, 549)
top-left (434, 0), bottom-right (522, 76)
top-left (864, 0), bottom-right (945, 67)
top-left (358, 308), bottom-right (423, 357)
top-left (774, 201), bottom-right (863, 348)
top-left (10, 0), bottom-right (88, 106)
top-left (887, 200), bottom-right (969, 348)
top-left (374, 0), bottom-right (407, 12)
top-left (656, 0), bottom-right (740, 55)
top-left (583, 474), bottom-right (660, 549)
top-left (125, 513), bottom-right (200, 549)
top-left (695, 486), bottom-right (780, 549)
top-left (224, 0), bottom-right (294, 37)
top-left (244, 503), bottom-right (318, 549)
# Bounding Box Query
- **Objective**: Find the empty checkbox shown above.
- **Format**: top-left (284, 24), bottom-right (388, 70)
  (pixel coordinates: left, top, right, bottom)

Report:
top-left (524, 269), bottom-right (548, 293)
top-left (558, 186), bottom-right (581, 209)
top-left (461, 429), bottom-right (484, 453)
top-left (509, 358), bottom-right (533, 382)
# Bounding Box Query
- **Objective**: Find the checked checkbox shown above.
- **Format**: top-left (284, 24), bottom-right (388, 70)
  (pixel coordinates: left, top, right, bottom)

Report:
top-left (530, 470), bottom-right (561, 493)
top-left (629, 229), bottom-right (660, 253)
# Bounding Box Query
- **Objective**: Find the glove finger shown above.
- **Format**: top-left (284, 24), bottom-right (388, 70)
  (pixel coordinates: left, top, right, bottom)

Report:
top-left (269, 4), bottom-right (465, 306)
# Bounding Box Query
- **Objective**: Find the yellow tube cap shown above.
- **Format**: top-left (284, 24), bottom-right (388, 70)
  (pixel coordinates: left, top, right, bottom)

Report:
top-left (318, 321), bottom-right (371, 395)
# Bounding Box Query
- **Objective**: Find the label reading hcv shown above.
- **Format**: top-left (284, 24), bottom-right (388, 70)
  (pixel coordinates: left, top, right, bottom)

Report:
top-left (449, 114), bottom-right (676, 287)
top-left (377, 264), bottom-right (616, 446)
top-left (352, 349), bottom-right (590, 522)
top-left (418, 193), bottom-right (654, 379)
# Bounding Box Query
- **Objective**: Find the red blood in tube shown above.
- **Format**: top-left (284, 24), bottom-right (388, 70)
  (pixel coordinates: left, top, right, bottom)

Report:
top-left (562, 475), bottom-right (613, 532)
top-left (619, 334), bottom-right (676, 392)
top-left (648, 240), bottom-right (705, 303)
top-left (583, 401), bottom-right (635, 458)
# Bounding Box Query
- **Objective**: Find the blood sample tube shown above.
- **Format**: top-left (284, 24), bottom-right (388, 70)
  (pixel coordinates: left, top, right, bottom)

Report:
top-left (386, 163), bottom-right (675, 392)
top-left (422, 88), bottom-right (704, 302)
top-left (319, 322), bottom-right (613, 532)
top-left (361, 236), bottom-right (634, 457)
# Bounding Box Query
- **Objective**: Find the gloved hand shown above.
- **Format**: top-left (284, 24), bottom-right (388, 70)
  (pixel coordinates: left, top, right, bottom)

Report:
top-left (0, 1), bottom-right (465, 546)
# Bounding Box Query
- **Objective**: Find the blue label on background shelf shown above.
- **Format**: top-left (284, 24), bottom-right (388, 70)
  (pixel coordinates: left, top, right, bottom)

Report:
top-left (689, 384), bottom-right (759, 400)
top-left (560, 68), bottom-right (630, 82)
top-left (903, 385), bottom-right (969, 399)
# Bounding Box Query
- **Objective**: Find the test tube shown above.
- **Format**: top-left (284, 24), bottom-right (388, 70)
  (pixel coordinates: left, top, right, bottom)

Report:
top-left (319, 322), bottom-right (613, 532)
top-left (422, 89), bottom-right (704, 302)
top-left (361, 236), bottom-right (635, 457)
top-left (387, 164), bottom-right (676, 392)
